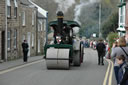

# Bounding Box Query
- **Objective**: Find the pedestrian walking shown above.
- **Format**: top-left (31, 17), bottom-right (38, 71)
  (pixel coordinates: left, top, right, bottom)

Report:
top-left (96, 39), bottom-right (106, 65)
top-left (22, 40), bottom-right (29, 62)
top-left (111, 37), bottom-right (128, 84)
top-left (116, 55), bottom-right (128, 85)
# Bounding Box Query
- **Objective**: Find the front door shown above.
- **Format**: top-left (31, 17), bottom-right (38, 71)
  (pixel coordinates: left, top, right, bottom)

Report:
top-left (1, 31), bottom-right (5, 60)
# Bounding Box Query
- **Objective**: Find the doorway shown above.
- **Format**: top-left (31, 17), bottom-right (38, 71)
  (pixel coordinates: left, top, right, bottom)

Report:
top-left (1, 31), bottom-right (5, 60)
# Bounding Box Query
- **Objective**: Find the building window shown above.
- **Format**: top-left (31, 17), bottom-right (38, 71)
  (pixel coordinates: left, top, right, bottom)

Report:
top-left (14, 7), bottom-right (17, 18)
top-left (121, 0), bottom-right (125, 3)
top-left (14, 0), bottom-right (18, 18)
top-left (120, 6), bottom-right (125, 24)
top-left (21, 12), bottom-right (25, 26)
top-left (120, 7), bottom-right (123, 23)
top-left (32, 12), bottom-right (34, 25)
top-left (14, 30), bottom-right (17, 48)
top-left (44, 20), bottom-right (46, 31)
top-left (22, 35), bottom-right (25, 42)
top-left (41, 22), bottom-right (43, 31)
top-left (38, 22), bottom-right (41, 31)
top-left (7, 0), bottom-right (11, 18)
top-left (7, 6), bottom-right (11, 18)
top-left (7, 31), bottom-right (11, 50)
top-left (32, 33), bottom-right (34, 47)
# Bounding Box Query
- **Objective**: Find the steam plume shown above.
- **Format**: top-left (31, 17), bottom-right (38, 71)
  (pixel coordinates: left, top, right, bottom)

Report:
top-left (74, 0), bottom-right (100, 25)
top-left (54, 0), bottom-right (75, 13)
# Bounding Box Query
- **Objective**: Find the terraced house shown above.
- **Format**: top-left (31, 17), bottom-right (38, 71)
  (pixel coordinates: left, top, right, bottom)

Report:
top-left (125, 0), bottom-right (128, 43)
top-left (117, 0), bottom-right (128, 43)
top-left (0, 0), bottom-right (47, 62)
top-left (117, 0), bottom-right (126, 36)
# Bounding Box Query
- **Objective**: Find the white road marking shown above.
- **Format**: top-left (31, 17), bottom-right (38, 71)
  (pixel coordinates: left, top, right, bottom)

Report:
top-left (0, 60), bottom-right (44, 75)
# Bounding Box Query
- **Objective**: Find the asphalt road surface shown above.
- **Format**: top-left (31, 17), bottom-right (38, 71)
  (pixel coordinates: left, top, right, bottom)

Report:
top-left (0, 48), bottom-right (116, 85)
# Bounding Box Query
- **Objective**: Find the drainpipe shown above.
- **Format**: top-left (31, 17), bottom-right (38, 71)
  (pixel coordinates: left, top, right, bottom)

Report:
top-left (36, 7), bottom-right (38, 55)
top-left (46, 12), bottom-right (48, 44)
top-left (5, 0), bottom-right (8, 61)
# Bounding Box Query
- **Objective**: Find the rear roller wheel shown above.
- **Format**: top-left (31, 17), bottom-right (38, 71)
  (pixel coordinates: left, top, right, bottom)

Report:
top-left (80, 43), bottom-right (84, 63)
top-left (73, 51), bottom-right (81, 66)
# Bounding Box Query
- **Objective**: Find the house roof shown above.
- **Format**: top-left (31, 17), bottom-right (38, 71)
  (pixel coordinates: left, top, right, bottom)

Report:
top-left (28, 0), bottom-right (48, 18)
top-left (20, 0), bottom-right (33, 6)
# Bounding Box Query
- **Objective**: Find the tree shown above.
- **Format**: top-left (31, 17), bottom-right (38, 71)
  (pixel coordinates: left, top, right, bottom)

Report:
top-left (101, 11), bottom-right (118, 38)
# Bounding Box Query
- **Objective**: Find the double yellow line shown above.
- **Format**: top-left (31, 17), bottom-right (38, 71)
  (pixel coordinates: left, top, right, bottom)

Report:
top-left (103, 59), bottom-right (114, 85)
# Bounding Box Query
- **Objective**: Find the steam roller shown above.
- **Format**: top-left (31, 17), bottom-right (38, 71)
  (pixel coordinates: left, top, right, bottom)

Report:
top-left (44, 11), bottom-right (84, 69)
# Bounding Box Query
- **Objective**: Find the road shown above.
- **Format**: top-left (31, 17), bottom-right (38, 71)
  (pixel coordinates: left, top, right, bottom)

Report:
top-left (0, 48), bottom-right (116, 85)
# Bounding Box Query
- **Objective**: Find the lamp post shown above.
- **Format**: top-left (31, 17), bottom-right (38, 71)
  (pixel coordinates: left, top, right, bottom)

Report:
top-left (99, 3), bottom-right (102, 38)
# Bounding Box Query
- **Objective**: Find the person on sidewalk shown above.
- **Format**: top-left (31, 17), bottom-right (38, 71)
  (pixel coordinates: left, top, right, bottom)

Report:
top-left (111, 37), bottom-right (128, 84)
top-left (96, 39), bottom-right (106, 65)
top-left (22, 40), bottom-right (29, 62)
top-left (116, 55), bottom-right (128, 85)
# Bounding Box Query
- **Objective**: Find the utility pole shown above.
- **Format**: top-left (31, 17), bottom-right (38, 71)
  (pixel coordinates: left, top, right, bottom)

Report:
top-left (99, 3), bottom-right (101, 38)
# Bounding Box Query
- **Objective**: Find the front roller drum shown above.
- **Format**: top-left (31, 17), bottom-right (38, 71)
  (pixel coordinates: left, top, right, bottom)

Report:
top-left (46, 48), bottom-right (70, 69)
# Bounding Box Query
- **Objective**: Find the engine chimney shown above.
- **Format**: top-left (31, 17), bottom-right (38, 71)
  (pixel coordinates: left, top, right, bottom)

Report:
top-left (57, 11), bottom-right (64, 35)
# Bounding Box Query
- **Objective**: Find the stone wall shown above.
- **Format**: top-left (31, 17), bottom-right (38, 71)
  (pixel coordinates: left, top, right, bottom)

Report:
top-left (0, 0), bottom-right (5, 60)
top-left (7, 0), bottom-right (20, 60)
top-left (19, 5), bottom-right (37, 57)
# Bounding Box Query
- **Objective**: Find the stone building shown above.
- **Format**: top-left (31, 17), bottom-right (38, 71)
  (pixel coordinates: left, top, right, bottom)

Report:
top-left (7, 0), bottom-right (20, 60)
top-left (0, 0), bottom-right (20, 60)
top-left (0, 0), bottom-right (47, 61)
top-left (0, 0), bottom-right (6, 61)
top-left (29, 0), bottom-right (48, 55)
top-left (19, 0), bottom-right (37, 57)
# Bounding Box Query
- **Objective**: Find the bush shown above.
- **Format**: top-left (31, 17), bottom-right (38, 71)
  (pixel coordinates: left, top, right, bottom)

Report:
top-left (107, 32), bottom-right (118, 48)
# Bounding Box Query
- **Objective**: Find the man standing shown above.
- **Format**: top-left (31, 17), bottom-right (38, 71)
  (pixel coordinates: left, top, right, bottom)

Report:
top-left (22, 40), bottom-right (29, 62)
top-left (96, 39), bottom-right (106, 65)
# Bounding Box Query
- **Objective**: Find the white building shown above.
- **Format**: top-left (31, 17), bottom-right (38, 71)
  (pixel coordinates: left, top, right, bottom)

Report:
top-left (117, 0), bottom-right (126, 36)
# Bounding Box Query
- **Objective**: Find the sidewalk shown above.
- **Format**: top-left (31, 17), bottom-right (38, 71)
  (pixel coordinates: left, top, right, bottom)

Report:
top-left (0, 55), bottom-right (44, 71)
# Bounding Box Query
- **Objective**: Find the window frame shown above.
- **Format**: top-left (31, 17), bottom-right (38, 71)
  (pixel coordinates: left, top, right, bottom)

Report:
top-left (14, 30), bottom-right (17, 49)
top-left (21, 11), bottom-right (25, 26)
top-left (32, 12), bottom-right (34, 25)
top-left (14, 7), bottom-right (17, 18)
top-left (7, 6), bottom-right (11, 18)
top-left (32, 33), bottom-right (34, 47)
top-left (7, 31), bottom-right (11, 51)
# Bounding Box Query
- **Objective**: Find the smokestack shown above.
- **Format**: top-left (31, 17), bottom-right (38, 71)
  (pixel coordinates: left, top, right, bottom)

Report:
top-left (57, 11), bottom-right (64, 35)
